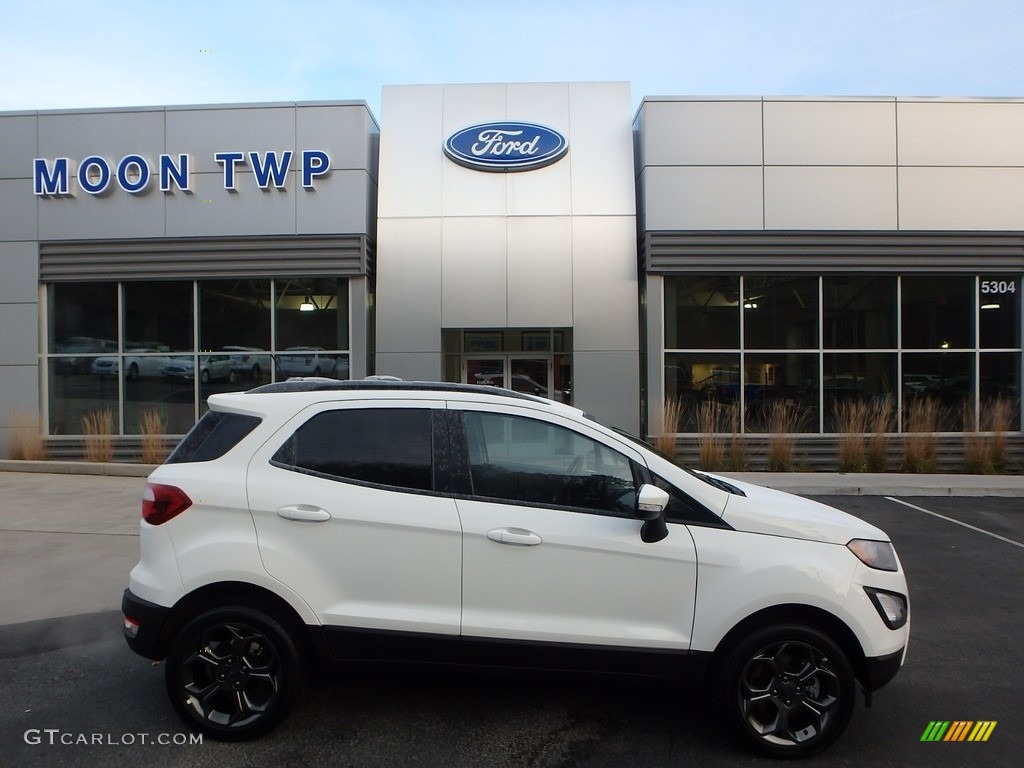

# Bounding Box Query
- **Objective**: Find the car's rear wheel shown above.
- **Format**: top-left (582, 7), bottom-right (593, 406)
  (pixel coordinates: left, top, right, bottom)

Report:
top-left (718, 624), bottom-right (855, 758)
top-left (165, 606), bottom-right (304, 741)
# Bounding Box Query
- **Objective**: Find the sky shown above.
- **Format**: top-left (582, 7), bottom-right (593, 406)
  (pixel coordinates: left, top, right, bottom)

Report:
top-left (1, 0), bottom-right (1022, 120)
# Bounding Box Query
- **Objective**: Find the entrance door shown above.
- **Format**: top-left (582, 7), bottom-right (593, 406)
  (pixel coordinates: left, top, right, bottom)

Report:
top-left (465, 356), bottom-right (551, 398)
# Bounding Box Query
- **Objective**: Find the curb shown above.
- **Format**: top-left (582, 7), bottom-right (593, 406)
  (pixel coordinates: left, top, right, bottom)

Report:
top-left (0, 460), bottom-right (156, 478)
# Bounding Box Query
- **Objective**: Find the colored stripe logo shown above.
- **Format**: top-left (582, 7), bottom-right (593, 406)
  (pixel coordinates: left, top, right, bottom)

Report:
top-left (920, 721), bottom-right (997, 742)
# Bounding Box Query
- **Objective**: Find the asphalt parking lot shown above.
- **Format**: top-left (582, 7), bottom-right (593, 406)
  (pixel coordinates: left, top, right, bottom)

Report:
top-left (0, 472), bottom-right (1021, 767)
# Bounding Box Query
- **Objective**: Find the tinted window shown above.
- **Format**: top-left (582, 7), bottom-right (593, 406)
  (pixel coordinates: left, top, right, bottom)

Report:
top-left (274, 408), bottom-right (433, 491)
top-left (166, 410), bottom-right (261, 464)
top-left (651, 474), bottom-right (726, 526)
top-left (462, 412), bottom-right (636, 515)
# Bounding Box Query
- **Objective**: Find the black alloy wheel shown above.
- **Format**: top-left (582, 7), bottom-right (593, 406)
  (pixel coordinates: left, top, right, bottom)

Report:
top-left (165, 606), bottom-right (304, 741)
top-left (719, 624), bottom-right (855, 758)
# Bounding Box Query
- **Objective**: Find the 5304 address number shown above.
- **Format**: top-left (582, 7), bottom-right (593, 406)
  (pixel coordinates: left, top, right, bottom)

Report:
top-left (980, 280), bottom-right (1016, 294)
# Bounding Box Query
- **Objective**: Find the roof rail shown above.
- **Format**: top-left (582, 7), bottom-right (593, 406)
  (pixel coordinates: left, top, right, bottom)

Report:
top-left (245, 378), bottom-right (550, 403)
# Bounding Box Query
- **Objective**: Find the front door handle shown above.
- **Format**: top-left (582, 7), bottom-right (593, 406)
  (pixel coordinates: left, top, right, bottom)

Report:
top-left (277, 505), bottom-right (331, 522)
top-left (486, 528), bottom-right (542, 546)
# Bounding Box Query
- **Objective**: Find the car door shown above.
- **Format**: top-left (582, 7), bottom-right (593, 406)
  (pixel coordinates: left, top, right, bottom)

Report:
top-left (246, 399), bottom-right (463, 645)
top-left (451, 402), bottom-right (698, 651)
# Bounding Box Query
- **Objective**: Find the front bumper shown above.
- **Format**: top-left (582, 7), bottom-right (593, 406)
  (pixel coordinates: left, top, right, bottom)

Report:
top-left (861, 647), bottom-right (905, 691)
top-left (121, 589), bottom-right (172, 660)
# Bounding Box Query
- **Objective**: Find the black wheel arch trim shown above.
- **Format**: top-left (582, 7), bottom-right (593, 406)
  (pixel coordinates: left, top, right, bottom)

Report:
top-left (122, 583), bottom-right (322, 663)
top-left (709, 603), bottom-right (880, 689)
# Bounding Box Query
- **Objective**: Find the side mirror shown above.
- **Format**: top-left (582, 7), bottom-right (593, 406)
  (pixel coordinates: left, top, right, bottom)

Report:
top-left (635, 484), bottom-right (670, 543)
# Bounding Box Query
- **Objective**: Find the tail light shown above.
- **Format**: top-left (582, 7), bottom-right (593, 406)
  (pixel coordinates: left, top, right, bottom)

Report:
top-left (142, 483), bottom-right (192, 525)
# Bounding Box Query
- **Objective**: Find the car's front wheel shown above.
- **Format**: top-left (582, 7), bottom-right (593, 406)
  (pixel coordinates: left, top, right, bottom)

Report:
top-left (718, 623), bottom-right (855, 758)
top-left (165, 606), bottom-right (304, 741)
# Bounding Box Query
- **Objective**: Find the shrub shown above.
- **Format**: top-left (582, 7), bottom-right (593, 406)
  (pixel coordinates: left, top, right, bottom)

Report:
top-left (766, 400), bottom-right (804, 472)
top-left (902, 398), bottom-right (939, 473)
top-left (82, 409), bottom-right (114, 462)
top-left (654, 397), bottom-right (683, 459)
top-left (695, 399), bottom-right (725, 471)
top-left (7, 409), bottom-right (47, 460)
top-left (726, 402), bottom-right (746, 471)
top-left (140, 410), bottom-right (168, 465)
top-left (866, 396), bottom-right (894, 472)
top-left (834, 400), bottom-right (869, 472)
top-left (985, 396), bottom-right (1015, 473)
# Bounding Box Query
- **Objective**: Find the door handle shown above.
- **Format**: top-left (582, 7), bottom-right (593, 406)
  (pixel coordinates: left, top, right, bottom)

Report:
top-left (277, 505), bottom-right (331, 522)
top-left (486, 528), bottom-right (542, 546)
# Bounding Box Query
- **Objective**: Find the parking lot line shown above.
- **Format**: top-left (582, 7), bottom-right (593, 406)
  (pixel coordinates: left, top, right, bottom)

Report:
top-left (884, 496), bottom-right (1024, 550)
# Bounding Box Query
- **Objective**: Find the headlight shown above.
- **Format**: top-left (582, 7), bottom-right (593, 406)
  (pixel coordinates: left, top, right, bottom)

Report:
top-left (847, 539), bottom-right (898, 571)
top-left (864, 587), bottom-right (908, 629)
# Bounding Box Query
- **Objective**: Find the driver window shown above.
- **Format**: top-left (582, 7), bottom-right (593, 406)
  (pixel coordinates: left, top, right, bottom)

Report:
top-left (461, 411), bottom-right (637, 515)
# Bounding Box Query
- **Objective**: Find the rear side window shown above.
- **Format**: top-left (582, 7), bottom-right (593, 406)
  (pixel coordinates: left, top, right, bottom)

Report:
top-left (166, 411), bottom-right (261, 464)
top-left (272, 408), bottom-right (434, 492)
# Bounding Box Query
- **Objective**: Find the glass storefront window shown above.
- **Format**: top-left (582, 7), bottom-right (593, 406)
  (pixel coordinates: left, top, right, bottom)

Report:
top-left (275, 278), bottom-right (349, 351)
top-left (125, 354), bottom-right (196, 435)
top-left (823, 353), bottom-right (897, 431)
top-left (124, 282), bottom-right (193, 352)
top-left (980, 352), bottom-right (1021, 407)
top-left (901, 276), bottom-right (974, 350)
top-left (823, 276), bottom-right (896, 349)
top-left (901, 352), bottom-right (973, 430)
top-left (743, 353), bottom-right (819, 432)
top-left (47, 358), bottom-right (120, 436)
top-left (48, 283), bottom-right (117, 355)
top-left (199, 280), bottom-right (272, 352)
top-left (979, 277), bottom-right (1020, 348)
top-left (662, 273), bottom-right (1020, 434)
top-left (665, 276), bottom-right (739, 349)
top-left (664, 352), bottom-right (740, 432)
top-left (743, 276), bottom-right (818, 350)
top-left (45, 277), bottom-right (353, 437)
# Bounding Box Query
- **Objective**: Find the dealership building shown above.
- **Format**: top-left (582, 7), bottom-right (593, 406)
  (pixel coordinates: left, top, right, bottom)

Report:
top-left (1, 83), bottom-right (1022, 462)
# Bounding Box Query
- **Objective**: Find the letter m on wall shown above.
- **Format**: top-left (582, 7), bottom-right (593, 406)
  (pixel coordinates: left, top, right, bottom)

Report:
top-left (34, 158), bottom-right (71, 196)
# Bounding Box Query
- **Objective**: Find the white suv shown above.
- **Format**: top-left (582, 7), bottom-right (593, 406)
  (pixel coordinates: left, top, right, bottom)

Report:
top-left (122, 380), bottom-right (909, 757)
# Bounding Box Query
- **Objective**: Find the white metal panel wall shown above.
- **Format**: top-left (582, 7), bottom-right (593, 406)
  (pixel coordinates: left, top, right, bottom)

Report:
top-left (764, 167), bottom-right (898, 229)
top-left (638, 99), bottom-right (763, 166)
top-left (641, 166), bottom-right (764, 230)
top-left (899, 167), bottom-right (1024, 230)
top-left (763, 100), bottom-right (896, 166)
top-left (0, 114), bottom-right (41, 453)
top-left (507, 217), bottom-right (573, 328)
top-left (440, 217), bottom-right (507, 329)
top-left (897, 101), bottom-right (1024, 166)
top-left (635, 95), bottom-right (1024, 232)
top-left (376, 82), bottom-right (640, 430)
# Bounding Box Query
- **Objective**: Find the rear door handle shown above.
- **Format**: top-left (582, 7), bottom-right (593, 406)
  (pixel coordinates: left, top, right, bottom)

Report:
top-left (277, 505), bottom-right (331, 522)
top-left (486, 528), bottom-right (542, 546)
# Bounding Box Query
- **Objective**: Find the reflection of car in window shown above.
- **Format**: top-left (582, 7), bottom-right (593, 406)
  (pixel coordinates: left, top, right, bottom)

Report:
top-left (277, 347), bottom-right (347, 378)
top-left (91, 350), bottom-right (172, 380)
top-left (222, 346), bottom-right (272, 382)
top-left (55, 337), bottom-right (117, 374)
top-left (160, 355), bottom-right (236, 384)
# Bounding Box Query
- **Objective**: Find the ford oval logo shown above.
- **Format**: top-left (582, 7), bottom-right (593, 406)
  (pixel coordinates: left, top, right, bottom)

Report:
top-left (443, 122), bottom-right (568, 172)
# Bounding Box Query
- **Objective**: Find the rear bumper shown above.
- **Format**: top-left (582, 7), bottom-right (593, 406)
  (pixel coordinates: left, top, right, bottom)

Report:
top-left (121, 589), bottom-right (172, 660)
